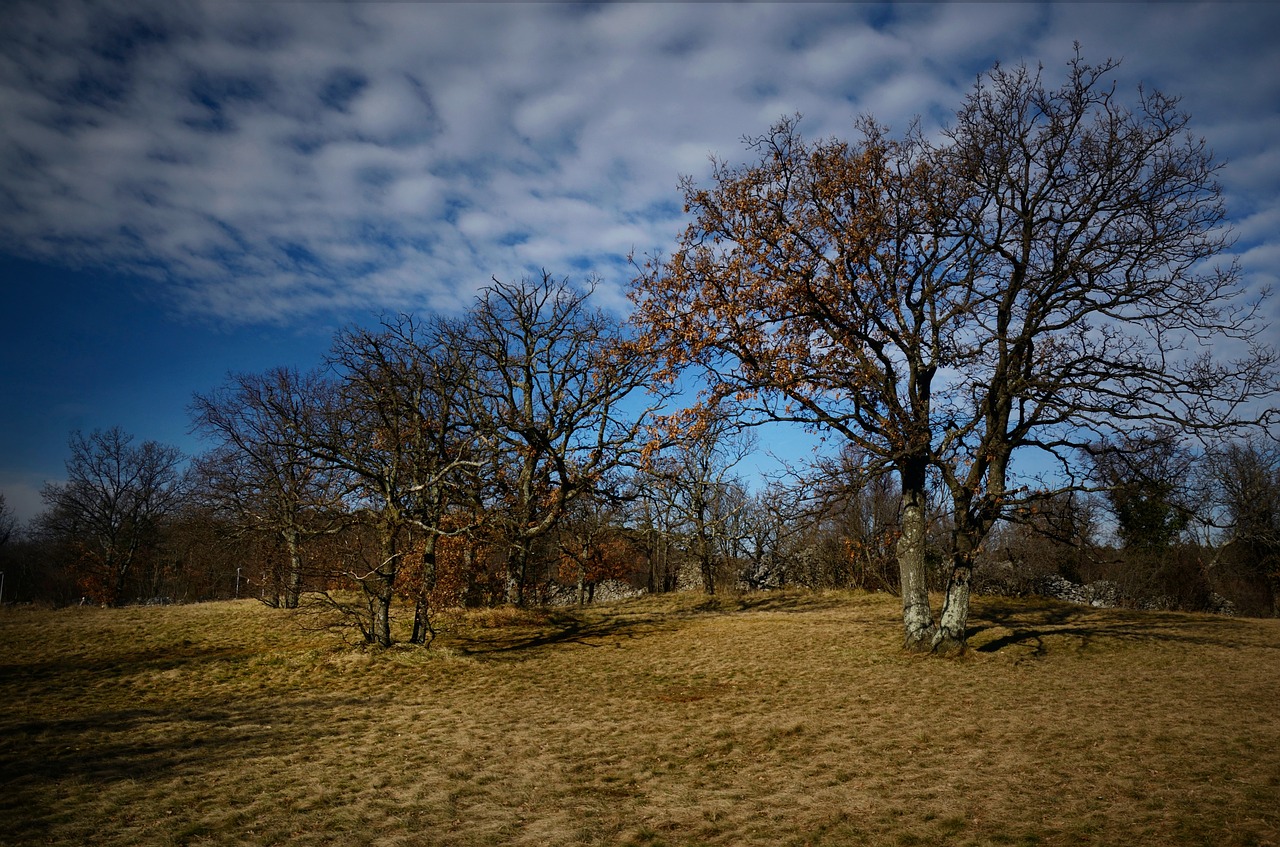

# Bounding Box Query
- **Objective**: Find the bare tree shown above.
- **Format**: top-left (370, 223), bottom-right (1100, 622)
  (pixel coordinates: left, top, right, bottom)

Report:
top-left (801, 446), bottom-right (906, 592)
top-left (0, 492), bottom-right (16, 550)
top-left (624, 469), bottom-right (686, 594)
top-left (1206, 438), bottom-right (1280, 615)
top-left (644, 421), bottom-right (755, 594)
top-left (631, 51), bottom-right (1277, 653)
top-left (190, 367), bottom-right (345, 608)
top-left (312, 314), bottom-right (480, 646)
top-left (39, 427), bottom-right (186, 605)
top-left (460, 272), bottom-right (663, 606)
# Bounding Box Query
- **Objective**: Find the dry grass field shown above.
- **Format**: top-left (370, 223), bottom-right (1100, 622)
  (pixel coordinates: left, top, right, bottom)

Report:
top-left (1, 590), bottom-right (1278, 847)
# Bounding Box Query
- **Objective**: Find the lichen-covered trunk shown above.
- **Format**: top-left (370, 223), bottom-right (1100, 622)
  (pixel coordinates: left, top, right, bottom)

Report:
top-left (933, 511), bottom-right (985, 655)
top-left (283, 527), bottom-right (303, 610)
top-left (506, 547), bottom-right (528, 606)
top-left (896, 460), bottom-right (935, 650)
top-left (933, 553), bottom-right (973, 656)
top-left (367, 572), bottom-right (395, 647)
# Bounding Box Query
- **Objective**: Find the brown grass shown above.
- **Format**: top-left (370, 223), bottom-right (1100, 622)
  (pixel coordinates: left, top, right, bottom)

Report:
top-left (1, 590), bottom-right (1278, 846)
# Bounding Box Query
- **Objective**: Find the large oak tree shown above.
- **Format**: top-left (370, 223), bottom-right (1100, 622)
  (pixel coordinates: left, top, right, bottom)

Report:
top-left (631, 52), bottom-right (1277, 652)
top-left (314, 314), bottom-right (480, 646)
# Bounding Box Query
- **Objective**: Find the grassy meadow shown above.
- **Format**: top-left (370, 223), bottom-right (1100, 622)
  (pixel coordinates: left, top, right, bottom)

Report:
top-left (1, 590), bottom-right (1278, 846)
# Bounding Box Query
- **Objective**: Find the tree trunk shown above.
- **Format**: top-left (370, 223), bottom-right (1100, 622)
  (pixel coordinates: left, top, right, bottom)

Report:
top-left (933, 559), bottom-right (972, 655)
top-left (368, 571), bottom-right (394, 647)
top-left (463, 543), bottom-right (480, 606)
top-left (410, 600), bottom-right (433, 645)
top-left (695, 494), bottom-right (716, 595)
top-left (933, 522), bottom-right (981, 655)
top-left (111, 559), bottom-right (130, 607)
top-left (410, 542), bottom-right (438, 646)
top-left (367, 534), bottom-right (398, 647)
top-left (506, 547), bottom-right (527, 606)
top-left (896, 461), bottom-right (935, 651)
top-left (646, 527), bottom-right (657, 594)
top-left (283, 527), bottom-right (303, 609)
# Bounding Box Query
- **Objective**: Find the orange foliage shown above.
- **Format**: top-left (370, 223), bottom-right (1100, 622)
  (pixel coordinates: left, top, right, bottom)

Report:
top-left (557, 531), bottom-right (640, 587)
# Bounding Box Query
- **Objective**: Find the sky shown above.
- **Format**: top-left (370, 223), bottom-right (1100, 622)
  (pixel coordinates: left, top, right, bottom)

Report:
top-left (2, 1), bottom-right (1279, 525)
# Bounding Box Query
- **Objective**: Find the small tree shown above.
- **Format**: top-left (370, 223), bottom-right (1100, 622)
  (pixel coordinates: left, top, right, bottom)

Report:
top-left (190, 367), bottom-right (346, 608)
top-left (1206, 438), bottom-right (1280, 615)
top-left (39, 427), bottom-right (186, 605)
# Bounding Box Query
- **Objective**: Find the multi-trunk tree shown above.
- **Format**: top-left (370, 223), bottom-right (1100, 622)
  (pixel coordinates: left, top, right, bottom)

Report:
top-left (185, 274), bottom-right (664, 640)
top-left (459, 272), bottom-right (664, 606)
top-left (312, 313), bottom-right (480, 646)
top-left (631, 52), bottom-right (1277, 652)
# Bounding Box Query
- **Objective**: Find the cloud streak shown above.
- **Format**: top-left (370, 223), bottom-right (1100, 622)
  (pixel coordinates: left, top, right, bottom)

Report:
top-left (1, 1), bottom-right (1277, 328)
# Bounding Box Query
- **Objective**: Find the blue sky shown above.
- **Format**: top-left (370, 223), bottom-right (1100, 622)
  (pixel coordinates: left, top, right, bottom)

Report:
top-left (2, 1), bottom-right (1278, 524)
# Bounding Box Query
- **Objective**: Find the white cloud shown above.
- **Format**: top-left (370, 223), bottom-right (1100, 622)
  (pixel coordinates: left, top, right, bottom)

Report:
top-left (0, 472), bottom-right (49, 527)
top-left (0, 0), bottom-right (1276, 327)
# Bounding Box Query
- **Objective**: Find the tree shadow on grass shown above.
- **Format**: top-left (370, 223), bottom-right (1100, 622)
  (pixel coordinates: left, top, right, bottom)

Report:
top-left (0, 643), bottom-right (255, 687)
top-left (447, 590), bottom-right (862, 656)
top-left (967, 595), bottom-right (1276, 656)
top-left (0, 690), bottom-right (371, 844)
top-left (710, 590), bottom-right (864, 616)
top-left (447, 607), bottom-right (678, 656)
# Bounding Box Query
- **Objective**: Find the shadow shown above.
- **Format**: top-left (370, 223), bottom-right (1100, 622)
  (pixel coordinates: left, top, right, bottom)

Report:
top-left (448, 608), bottom-right (677, 656)
top-left (723, 591), bottom-right (857, 615)
top-left (0, 643), bottom-right (254, 686)
top-left (968, 595), bottom-right (1275, 656)
top-left (447, 590), bottom-right (859, 656)
top-left (0, 689), bottom-right (374, 844)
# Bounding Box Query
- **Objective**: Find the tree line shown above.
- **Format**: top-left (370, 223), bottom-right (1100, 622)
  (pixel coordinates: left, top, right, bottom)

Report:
top-left (2, 51), bottom-right (1277, 650)
top-left (4, 416), bottom-right (1278, 629)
